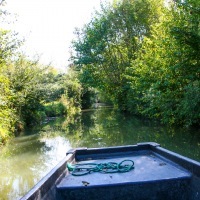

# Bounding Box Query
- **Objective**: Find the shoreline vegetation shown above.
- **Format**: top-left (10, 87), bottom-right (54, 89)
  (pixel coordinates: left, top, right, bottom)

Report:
top-left (1, 0), bottom-right (200, 145)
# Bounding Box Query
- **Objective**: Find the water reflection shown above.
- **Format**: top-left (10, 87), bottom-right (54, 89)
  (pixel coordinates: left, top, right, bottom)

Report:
top-left (0, 108), bottom-right (200, 199)
top-left (0, 134), bottom-right (72, 200)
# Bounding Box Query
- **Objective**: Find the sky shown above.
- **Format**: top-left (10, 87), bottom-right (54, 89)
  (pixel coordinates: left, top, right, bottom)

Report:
top-left (2, 0), bottom-right (112, 71)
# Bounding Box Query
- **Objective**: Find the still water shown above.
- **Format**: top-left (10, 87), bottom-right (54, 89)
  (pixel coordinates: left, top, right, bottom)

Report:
top-left (0, 108), bottom-right (200, 200)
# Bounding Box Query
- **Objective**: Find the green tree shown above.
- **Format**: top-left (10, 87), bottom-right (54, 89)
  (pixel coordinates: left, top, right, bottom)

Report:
top-left (0, 1), bottom-right (22, 142)
top-left (39, 67), bottom-right (66, 103)
top-left (127, 0), bottom-right (200, 126)
top-left (72, 0), bottom-right (164, 109)
top-left (6, 56), bottom-right (46, 125)
top-left (0, 1), bottom-right (83, 144)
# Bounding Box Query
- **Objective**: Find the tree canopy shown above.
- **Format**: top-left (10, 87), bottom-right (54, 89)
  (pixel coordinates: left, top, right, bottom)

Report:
top-left (72, 0), bottom-right (200, 126)
top-left (0, 1), bottom-right (82, 144)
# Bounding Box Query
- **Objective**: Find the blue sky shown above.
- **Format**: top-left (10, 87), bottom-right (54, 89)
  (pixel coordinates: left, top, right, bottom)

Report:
top-left (2, 0), bottom-right (112, 71)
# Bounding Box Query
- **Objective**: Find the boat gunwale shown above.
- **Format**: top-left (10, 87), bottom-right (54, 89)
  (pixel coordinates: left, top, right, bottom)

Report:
top-left (20, 153), bottom-right (75, 200)
top-left (153, 146), bottom-right (200, 177)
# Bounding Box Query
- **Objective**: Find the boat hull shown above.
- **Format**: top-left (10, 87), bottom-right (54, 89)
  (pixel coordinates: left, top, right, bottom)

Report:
top-left (21, 142), bottom-right (200, 200)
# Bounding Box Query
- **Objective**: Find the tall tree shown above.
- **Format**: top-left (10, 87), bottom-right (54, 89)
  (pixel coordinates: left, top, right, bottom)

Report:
top-left (127, 0), bottom-right (200, 125)
top-left (72, 0), bottom-right (164, 109)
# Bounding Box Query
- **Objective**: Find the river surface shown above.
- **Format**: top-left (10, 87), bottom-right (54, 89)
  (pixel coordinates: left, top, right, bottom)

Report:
top-left (0, 108), bottom-right (200, 200)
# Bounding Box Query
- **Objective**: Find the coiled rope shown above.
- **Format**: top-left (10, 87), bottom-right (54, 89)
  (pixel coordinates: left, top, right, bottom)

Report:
top-left (67, 160), bottom-right (134, 176)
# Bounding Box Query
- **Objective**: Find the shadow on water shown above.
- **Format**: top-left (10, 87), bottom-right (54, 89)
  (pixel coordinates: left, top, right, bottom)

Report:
top-left (0, 108), bottom-right (200, 199)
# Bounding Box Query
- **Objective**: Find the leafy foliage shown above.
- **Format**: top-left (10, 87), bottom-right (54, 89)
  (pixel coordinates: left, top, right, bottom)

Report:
top-left (0, 15), bottom-right (82, 144)
top-left (0, 11), bottom-right (22, 142)
top-left (72, 0), bottom-right (164, 110)
top-left (72, 0), bottom-right (200, 126)
top-left (127, 0), bottom-right (200, 126)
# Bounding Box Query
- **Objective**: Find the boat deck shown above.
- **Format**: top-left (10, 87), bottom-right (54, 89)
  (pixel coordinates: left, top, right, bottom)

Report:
top-left (58, 150), bottom-right (191, 187)
top-left (20, 143), bottom-right (200, 200)
top-left (57, 150), bottom-right (192, 200)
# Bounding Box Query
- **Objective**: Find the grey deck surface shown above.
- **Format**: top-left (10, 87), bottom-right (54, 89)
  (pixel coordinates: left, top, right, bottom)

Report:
top-left (57, 150), bottom-right (191, 188)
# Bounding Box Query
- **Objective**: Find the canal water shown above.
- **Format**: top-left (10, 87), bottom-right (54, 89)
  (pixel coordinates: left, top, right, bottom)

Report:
top-left (0, 108), bottom-right (200, 200)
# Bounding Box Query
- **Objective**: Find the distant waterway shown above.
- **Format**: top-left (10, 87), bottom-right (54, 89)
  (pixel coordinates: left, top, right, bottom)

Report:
top-left (0, 108), bottom-right (200, 200)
